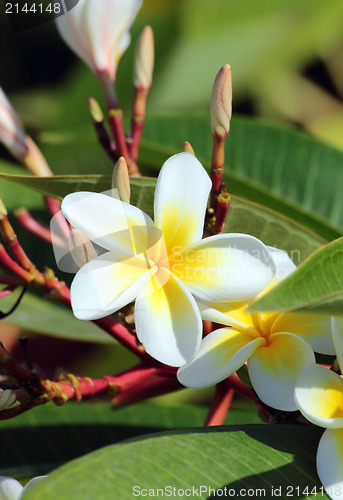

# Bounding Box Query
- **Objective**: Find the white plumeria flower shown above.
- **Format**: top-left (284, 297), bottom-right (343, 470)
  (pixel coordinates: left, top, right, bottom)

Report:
top-left (61, 152), bottom-right (276, 367)
top-left (0, 88), bottom-right (28, 160)
top-left (296, 317), bottom-right (343, 499)
top-left (295, 363), bottom-right (343, 500)
top-left (55, 0), bottom-right (142, 82)
top-left (178, 247), bottom-right (335, 409)
top-left (0, 476), bottom-right (47, 500)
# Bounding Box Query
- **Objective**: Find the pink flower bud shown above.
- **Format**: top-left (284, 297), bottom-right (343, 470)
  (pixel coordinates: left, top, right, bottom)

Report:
top-left (134, 26), bottom-right (154, 91)
top-left (56, 0), bottom-right (143, 82)
top-left (210, 65), bottom-right (232, 139)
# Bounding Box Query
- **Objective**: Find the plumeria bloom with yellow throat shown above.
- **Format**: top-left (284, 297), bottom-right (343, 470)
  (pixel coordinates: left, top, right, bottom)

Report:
top-left (55, 0), bottom-right (142, 85)
top-left (294, 318), bottom-right (343, 500)
top-left (178, 247), bottom-right (335, 409)
top-left (61, 152), bottom-right (276, 367)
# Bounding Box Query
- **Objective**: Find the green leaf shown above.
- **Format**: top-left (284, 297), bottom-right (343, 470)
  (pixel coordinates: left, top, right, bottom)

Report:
top-left (1, 291), bottom-right (112, 343)
top-left (0, 174), bottom-right (157, 217)
top-left (0, 161), bottom-right (44, 212)
top-left (0, 173), bottom-right (324, 262)
top-left (0, 401), bottom-right (260, 479)
top-left (39, 115), bottom-right (343, 240)
top-left (139, 114), bottom-right (343, 241)
top-left (24, 424), bottom-right (327, 500)
top-left (226, 196), bottom-right (324, 262)
top-left (250, 237), bottom-right (343, 315)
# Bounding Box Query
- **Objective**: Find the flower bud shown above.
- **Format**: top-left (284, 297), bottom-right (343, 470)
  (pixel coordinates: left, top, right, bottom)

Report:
top-left (56, 0), bottom-right (143, 82)
top-left (182, 141), bottom-right (195, 155)
top-left (134, 26), bottom-right (154, 91)
top-left (0, 199), bottom-right (8, 221)
top-left (0, 87), bottom-right (28, 159)
top-left (210, 65), bottom-right (232, 139)
top-left (23, 137), bottom-right (53, 177)
top-left (112, 157), bottom-right (131, 203)
top-left (69, 229), bottom-right (98, 269)
top-left (0, 389), bottom-right (16, 411)
top-left (88, 97), bottom-right (104, 124)
top-left (0, 88), bottom-right (53, 176)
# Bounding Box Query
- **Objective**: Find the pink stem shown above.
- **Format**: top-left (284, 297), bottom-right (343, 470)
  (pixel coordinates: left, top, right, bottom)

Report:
top-left (112, 376), bottom-right (182, 408)
top-left (205, 382), bottom-right (235, 426)
top-left (15, 208), bottom-right (61, 246)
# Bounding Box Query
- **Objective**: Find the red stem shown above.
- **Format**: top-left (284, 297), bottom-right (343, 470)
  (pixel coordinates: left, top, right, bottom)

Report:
top-left (210, 135), bottom-right (226, 209)
top-left (0, 274), bottom-right (26, 286)
top-left (225, 373), bottom-right (257, 401)
top-left (44, 196), bottom-right (70, 240)
top-left (0, 244), bottom-right (33, 282)
top-left (130, 88), bottom-right (148, 163)
top-left (0, 215), bottom-right (34, 270)
top-left (43, 363), bottom-right (164, 404)
top-left (112, 376), bottom-right (182, 409)
top-left (94, 316), bottom-right (146, 358)
top-left (92, 119), bottom-right (119, 164)
top-left (205, 382), bottom-right (235, 426)
top-left (130, 119), bottom-right (144, 163)
top-left (0, 345), bottom-right (34, 382)
top-left (108, 110), bottom-right (131, 165)
top-left (214, 190), bottom-right (231, 233)
top-left (15, 208), bottom-right (61, 246)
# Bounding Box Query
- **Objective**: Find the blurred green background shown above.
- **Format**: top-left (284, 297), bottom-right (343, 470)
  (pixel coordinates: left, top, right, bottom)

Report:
top-left (0, 0), bottom-right (343, 148)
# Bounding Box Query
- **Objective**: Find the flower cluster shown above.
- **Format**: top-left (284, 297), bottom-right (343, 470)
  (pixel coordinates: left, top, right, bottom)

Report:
top-left (0, 1), bottom-right (342, 499)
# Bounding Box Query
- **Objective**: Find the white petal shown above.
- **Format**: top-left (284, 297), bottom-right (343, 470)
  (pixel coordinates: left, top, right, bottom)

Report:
top-left (0, 476), bottom-right (23, 500)
top-left (84, 0), bottom-right (142, 78)
top-left (317, 428), bottom-right (343, 500)
top-left (248, 332), bottom-right (315, 411)
top-left (266, 246), bottom-right (297, 284)
top-left (170, 233), bottom-right (275, 303)
top-left (61, 192), bottom-right (156, 257)
top-left (295, 363), bottom-right (343, 429)
top-left (271, 312), bottom-right (335, 355)
top-left (332, 317), bottom-right (343, 373)
top-left (19, 477), bottom-right (47, 499)
top-left (56, 2), bottom-right (95, 73)
top-left (177, 328), bottom-right (264, 388)
top-left (154, 152), bottom-right (211, 252)
top-left (70, 251), bottom-right (157, 320)
top-left (134, 268), bottom-right (202, 367)
top-left (197, 301), bottom-right (260, 337)
top-left (56, 0), bottom-right (142, 78)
